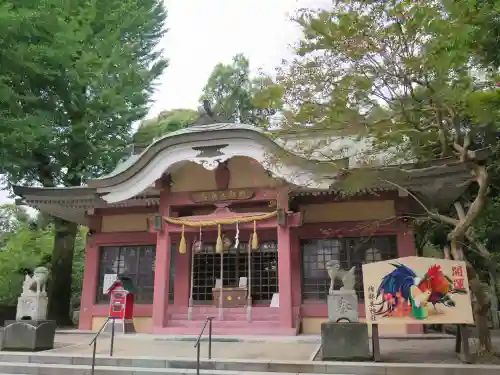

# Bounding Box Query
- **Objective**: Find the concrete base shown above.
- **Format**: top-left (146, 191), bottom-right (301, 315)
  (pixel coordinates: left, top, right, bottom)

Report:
top-left (2, 320), bottom-right (56, 351)
top-left (102, 319), bottom-right (136, 334)
top-left (321, 322), bottom-right (370, 361)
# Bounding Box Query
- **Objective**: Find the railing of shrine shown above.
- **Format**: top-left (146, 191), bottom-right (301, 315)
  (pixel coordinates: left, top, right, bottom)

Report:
top-left (194, 316), bottom-right (215, 375)
top-left (89, 317), bottom-right (113, 375)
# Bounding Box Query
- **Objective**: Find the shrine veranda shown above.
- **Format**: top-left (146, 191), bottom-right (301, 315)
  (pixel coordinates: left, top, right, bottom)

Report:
top-left (13, 121), bottom-right (477, 336)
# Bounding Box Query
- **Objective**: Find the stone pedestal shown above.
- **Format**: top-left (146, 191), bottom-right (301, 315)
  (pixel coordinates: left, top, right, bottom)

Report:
top-left (327, 290), bottom-right (359, 323)
top-left (321, 322), bottom-right (370, 361)
top-left (16, 295), bottom-right (48, 321)
top-left (2, 320), bottom-right (56, 351)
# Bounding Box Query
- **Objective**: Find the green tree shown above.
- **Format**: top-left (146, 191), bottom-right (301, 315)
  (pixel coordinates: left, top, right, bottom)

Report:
top-left (71, 227), bottom-right (87, 310)
top-left (445, 1), bottom-right (500, 318)
top-left (201, 54), bottom-right (279, 126)
top-left (265, 0), bottom-right (500, 353)
top-left (133, 108), bottom-right (199, 146)
top-left (0, 204), bottom-right (30, 234)
top-left (0, 222), bottom-right (53, 305)
top-left (444, 0), bottom-right (500, 68)
top-left (0, 0), bottom-right (168, 324)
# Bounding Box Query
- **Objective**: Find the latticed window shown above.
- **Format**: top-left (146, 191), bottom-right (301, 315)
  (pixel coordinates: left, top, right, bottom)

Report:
top-left (96, 245), bottom-right (156, 304)
top-left (301, 236), bottom-right (398, 302)
top-left (192, 241), bottom-right (278, 303)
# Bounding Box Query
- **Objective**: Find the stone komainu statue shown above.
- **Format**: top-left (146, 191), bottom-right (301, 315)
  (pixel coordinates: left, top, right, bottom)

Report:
top-left (22, 267), bottom-right (49, 296)
top-left (325, 260), bottom-right (356, 294)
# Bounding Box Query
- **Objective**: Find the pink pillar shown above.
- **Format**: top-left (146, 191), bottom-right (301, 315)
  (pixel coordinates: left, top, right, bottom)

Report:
top-left (152, 230), bottom-right (171, 330)
top-left (152, 188), bottom-right (171, 331)
top-left (277, 188), bottom-right (293, 328)
top-left (290, 232), bottom-right (302, 308)
top-left (79, 237), bottom-right (99, 330)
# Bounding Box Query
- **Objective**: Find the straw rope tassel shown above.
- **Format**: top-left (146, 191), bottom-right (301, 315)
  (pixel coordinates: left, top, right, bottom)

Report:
top-left (179, 225), bottom-right (186, 254)
top-left (251, 220), bottom-right (259, 250)
top-left (165, 211), bottom-right (277, 227)
top-left (216, 224), bottom-right (223, 253)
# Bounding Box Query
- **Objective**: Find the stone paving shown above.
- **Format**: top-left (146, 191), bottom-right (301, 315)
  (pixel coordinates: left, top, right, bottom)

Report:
top-left (373, 337), bottom-right (500, 364)
top-left (51, 334), bottom-right (320, 361)
top-left (49, 332), bottom-right (500, 364)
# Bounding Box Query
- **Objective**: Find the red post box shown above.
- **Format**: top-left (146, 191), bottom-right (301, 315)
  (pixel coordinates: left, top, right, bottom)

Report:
top-left (105, 275), bottom-right (136, 333)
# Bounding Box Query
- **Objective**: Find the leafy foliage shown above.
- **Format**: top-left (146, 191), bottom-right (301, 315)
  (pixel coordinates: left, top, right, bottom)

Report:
top-left (268, 1), bottom-right (497, 161)
top-left (0, 204), bottom-right (30, 249)
top-left (133, 54), bottom-right (283, 147)
top-left (0, 0), bottom-right (168, 323)
top-left (0, 0), bottom-right (168, 185)
top-left (0, 204), bottom-right (86, 308)
top-left (0, 223), bottom-right (53, 305)
top-left (71, 227), bottom-right (87, 309)
top-left (201, 54), bottom-right (279, 126)
top-left (443, 0), bottom-right (500, 68)
top-left (133, 109), bottom-right (199, 146)
top-left (263, 0), bottom-right (500, 348)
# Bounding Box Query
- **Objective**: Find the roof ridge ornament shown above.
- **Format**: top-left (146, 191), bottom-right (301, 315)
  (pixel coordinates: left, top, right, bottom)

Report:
top-left (191, 100), bottom-right (230, 126)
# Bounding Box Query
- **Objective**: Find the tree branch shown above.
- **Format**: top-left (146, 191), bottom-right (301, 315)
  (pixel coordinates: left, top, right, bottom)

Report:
top-left (448, 164), bottom-right (488, 240)
top-left (379, 178), bottom-right (458, 226)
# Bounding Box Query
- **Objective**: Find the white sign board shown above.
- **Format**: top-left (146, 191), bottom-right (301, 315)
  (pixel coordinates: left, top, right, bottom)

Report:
top-left (238, 277), bottom-right (248, 288)
top-left (215, 279), bottom-right (222, 288)
top-left (103, 274), bottom-right (117, 294)
top-left (270, 293), bottom-right (279, 308)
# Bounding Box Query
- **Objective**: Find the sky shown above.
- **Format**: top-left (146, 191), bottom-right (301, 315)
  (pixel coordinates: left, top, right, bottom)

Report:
top-left (0, 0), bottom-right (328, 205)
top-left (149, 0), bottom-right (326, 116)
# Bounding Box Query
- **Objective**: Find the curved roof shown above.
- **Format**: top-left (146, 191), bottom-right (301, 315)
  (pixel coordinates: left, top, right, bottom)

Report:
top-left (98, 124), bottom-right (262, 181)
top-left (89, 122), bottom-right (334, 190)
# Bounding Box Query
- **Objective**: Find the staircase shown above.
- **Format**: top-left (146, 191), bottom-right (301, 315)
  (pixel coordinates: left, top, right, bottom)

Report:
top-left (0, 351), bottom-right (498, 375)
top-left (160, 306), bottom-right (297, 335)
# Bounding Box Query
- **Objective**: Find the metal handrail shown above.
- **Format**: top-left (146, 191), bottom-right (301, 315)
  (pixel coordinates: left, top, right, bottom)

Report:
top-left (89, 317), bottom-right (115, 375)
top-left (89, 317), bottom-right (111, 346)
top-left (194, 317), bottom-right (214, 375)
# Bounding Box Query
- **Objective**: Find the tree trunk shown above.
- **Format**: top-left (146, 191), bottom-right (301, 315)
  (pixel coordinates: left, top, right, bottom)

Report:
top-left (47, 217), bottom-right (78, 326)
top-left (467, 234), bottom-right (499, 330)
top-left (447, 156), bottom-right (493, 354)
top-left (466, 262), bottom-right (492, 353)
top-left (489, 266), bottom-right (499, 329)
top-left (449, 238), bottom-right (492, 353)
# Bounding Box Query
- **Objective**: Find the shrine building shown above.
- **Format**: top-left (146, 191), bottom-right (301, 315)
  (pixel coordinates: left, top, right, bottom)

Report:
top-left (13, 118), bottom-right (472, 336)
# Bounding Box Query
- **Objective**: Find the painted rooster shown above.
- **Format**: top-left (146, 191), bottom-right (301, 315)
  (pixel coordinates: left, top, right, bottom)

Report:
top-left (375, 263), bottom-right (466, 319)
top-left (416, 264), bottom-right (467, 313)
top-left (375, 263), bottom-right (417, 317)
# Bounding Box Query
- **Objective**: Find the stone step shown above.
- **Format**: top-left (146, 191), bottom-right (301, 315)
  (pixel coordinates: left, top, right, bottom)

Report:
top-left (168, 310), bottom-right (281, 318)
top-left (168, 320), bottom-right (282, 328)
top-left (157, 325), bottom-right (297, 335)
top-left (168, 313), bottom-right (281, 321)
top-left (0, 355), bottom-right (498, 375)
top-left (0, 363), bottom-right (310, 375)
top-left (168, 307), bottom-right (280, 315)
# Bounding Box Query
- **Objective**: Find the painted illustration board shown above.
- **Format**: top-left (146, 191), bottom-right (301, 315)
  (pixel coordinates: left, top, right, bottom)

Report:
top-left (362, 256), bottom-right (474, 324)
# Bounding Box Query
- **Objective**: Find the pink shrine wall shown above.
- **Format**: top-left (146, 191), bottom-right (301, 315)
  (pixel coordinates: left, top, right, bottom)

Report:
top-left (78, 189), bottom-right (420, 335)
